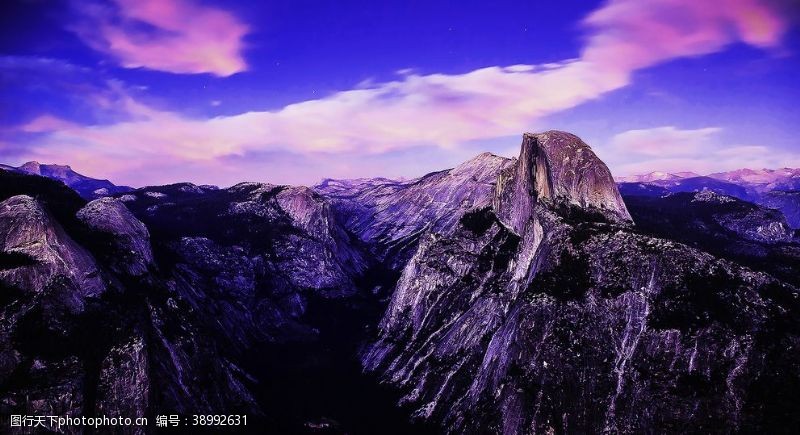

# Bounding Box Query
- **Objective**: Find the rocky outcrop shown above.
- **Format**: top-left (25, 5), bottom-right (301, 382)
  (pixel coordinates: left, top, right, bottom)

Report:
top-left (111, 180), bottom-right (372, 352)
top-left (0, 195), bottom-right (105, 299)
top-left (317, 152), bottom-right (513, 268)
top-left (77, 197), bottom-right (154, 276)
top-left (693, 191), bottom-right (794, 243)
top-left (494, 132), bottom-right (630, 234)
top-left (363, 132), bottom-right (800, 433)
top-left (274, 186), bottom-right (367, 295)
top-left (621, 190), bottom-right (800, 287)
top-left (95, 334), bottom-right (150, 424)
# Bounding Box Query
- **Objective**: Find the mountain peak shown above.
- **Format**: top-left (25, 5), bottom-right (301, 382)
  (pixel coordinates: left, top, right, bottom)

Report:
top-left (18, 161), bottom-right (75, 176)
top-left (494, 131), bottom-right (631, 233)
top-left (451, 151), bottom-right (511, 178)
top-left (18, 161), bottom-right (42, 174)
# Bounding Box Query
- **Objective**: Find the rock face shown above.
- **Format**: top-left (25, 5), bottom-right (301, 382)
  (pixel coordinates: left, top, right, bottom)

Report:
top-left (0, 176), bottom-right (259, 430)
top-left (0, 195), bottom-right (107, 423)
top-left (494, 131), bottom-right (630, 234)
top-left (0, 195), bottom-right (105, 299)
top-left (317, 151), bottom-right (513, 269)
top-left (77, 197), bottom-right (154, 276)
top-left (362, 132), bottom-right (800, 433)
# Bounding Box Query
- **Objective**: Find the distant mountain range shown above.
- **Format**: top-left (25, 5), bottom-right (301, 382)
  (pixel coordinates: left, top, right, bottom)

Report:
top-left (618, 168), bottom-right (800, 192)
top-left (4, 159), bottom-right (798, 229)
top-left (0, 161), bottom-right (132, 199)
top-left (617, 168), bottom-right (800, 228)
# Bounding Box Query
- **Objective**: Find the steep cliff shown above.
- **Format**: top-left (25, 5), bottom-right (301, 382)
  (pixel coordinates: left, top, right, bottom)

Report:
top-left (493, 131), bottom-right (630, 234)
top-left (0, 195), bottom-right (105, 299)
top-left (363, 132), bottom-right (800, 433)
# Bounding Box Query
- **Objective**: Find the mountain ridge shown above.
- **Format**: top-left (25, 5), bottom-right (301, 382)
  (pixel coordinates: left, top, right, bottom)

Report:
top-left (1, 161), bottom-right (133, 199)
top-left (618, 167), bottom-right (800, 192)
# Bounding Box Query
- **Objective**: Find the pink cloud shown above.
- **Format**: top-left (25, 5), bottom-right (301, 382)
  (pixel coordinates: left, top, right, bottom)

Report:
top-left (20, 115), bottom-right (82, 133)
top-left (21, 0), bottom-right (792, 185)
top-left (609, 126), bottom-right (722, 157)
top-left (603, 126), bottom-right (800, 176)
top-left (71, 0), bottom-right (249, 76)
top-left (581, 0), bottom-right (787, 72)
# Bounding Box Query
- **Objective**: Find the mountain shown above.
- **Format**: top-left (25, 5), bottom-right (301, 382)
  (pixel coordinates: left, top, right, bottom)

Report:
top-left (616, 171), bottom-right (700, 183)
top-left (621, 190), bottom-right (800, 286)
top-left (616, 168), bottom-right (800, 194)
top-left (760, 190), bottom-right (800, 228)
top-left (618, 176), bottom-right (753, 201)
top-left (1, 131), bottom-right (799, 434)
top-left (709, 168), bottom-right (800, 193)
top-left (0, 173), bottom-right (261, 427)
top-left (618, 168), bottom-right (800, 229)
top-left (1, 161), bottom-right (133, 199)
top-left (619, 168), bottom-right (800, 193)
top-left (0, 171), bottom-right (432, 433)
top-left (316, 152), bottom-right (514, 269)
top-left (361, 132), bottom-right (799, 433)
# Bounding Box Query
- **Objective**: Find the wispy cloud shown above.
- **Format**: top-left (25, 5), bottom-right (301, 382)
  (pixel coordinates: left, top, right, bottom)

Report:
top-left (609, 126), bottom-right (723, 157)
top-left (9, 0), bottom-right (793, 185)
top-left (605, 126), bottom-right (800, 176)
top-left (70, 0), bottom-right (249, 76)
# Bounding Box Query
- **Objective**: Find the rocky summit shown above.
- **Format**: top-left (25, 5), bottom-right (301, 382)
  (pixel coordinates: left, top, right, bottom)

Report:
top-left (2, 161), bottom-right (133, 200)
top-left (1, 131), bottom-right (799, 434)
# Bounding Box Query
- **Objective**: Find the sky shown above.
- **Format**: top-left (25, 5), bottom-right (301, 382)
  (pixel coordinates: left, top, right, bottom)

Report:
top-left (1, 0), bottom-right (799, 187)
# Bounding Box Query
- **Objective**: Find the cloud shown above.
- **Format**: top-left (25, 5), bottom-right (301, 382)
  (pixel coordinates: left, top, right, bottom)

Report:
top-left (581, 0), bottom-right (788, 72)
top-left (70, 0), bottom-right (249, 76)
top-left (9, 0), bottom-right (793, 185)
top-left (609, 126), bottom-right (722, 157)
top-left (0, 55), bottom-right (154, 127)
top-left (19, 115), bottom-right (83, 133)
top-left (605, 126), bottom-right (800, 176)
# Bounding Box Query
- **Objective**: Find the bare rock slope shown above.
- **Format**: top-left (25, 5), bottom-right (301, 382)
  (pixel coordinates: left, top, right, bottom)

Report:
top-left (362, 132), bottom-right (800, 433)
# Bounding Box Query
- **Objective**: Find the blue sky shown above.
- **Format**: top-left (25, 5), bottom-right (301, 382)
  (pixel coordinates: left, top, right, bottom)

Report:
top-left (1, 0), bottom-right (798, 187)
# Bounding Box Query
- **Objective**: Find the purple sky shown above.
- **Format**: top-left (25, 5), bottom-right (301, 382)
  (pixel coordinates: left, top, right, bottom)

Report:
top-left (1, 0), bottom-right (799, 187)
